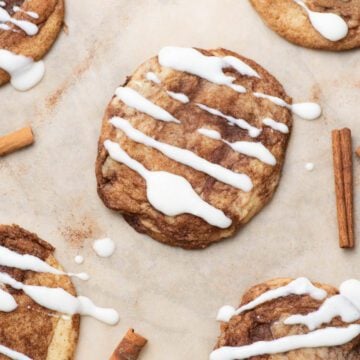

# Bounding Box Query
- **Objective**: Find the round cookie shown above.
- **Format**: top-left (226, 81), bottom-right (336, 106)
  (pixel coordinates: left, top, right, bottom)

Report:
top-left (212, 278), bottom-right (360, 359)
top-left (250, 0), bottom-right (360, 51)
top-left (0, 225), bottom-right (79, 360)
top-left (96, 47), bottom-right (295, 249)
top-left (0, 0), bottom-right (65, 89)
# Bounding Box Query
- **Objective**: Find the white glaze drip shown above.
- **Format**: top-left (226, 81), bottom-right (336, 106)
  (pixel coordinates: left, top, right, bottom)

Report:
top-left (104, 140), bottom-right (232, 228)
top-left (285, 295), bottom-right (359, 330)
top-left (0, 7), bottom-right (38, 35)
top-left (293, 0), bottom-right (348, 41)
top-left (209, 325), bottom-right (360, 360)
top-left (0, 245), bottom-right (88, 281)
top-left (74, 255), bottom-right (84, 264)
top-left (198, 128), bottom-right (276, 166)
top-left (110, 117), bottom-right (253, 192)
top-left (146, 71), bottom-right (161, 84)
top-left (254, 92), bottom-right (322, 120)
top-left (263, 118), bottom-right (289, 134)
top-left (0, 344), bottom-right (31, 360)
top-left (0, 272), bottom-right (119, 325)
top-left (305, 162), bottom-right (315, 171)
top-left (92, 238), bottom-right (116, 258)
top-left (285, 279), bottom-right (360, 330)
top-left (0, 49), bottom-right (45, 91)
top-left (115, 87), bottom-right (180, 123)
top-left (167, 90), bottom-right (189, 103)
top-left (13, 6), bottom-right (39, 19)
top-left (197, 103), bottom-right (261, 138)
top-left (0, 287), bottom-right (17, 312)
top-left (217, 278), bottom-right (327, 322)
top-left (158, 47), bottom-right (250, 93)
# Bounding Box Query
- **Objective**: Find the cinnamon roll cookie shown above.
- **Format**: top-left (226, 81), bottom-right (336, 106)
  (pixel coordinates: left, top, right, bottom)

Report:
top-left (0, 0), bottom-right (64, 91)
top-left (96, 46), bottom-right (321, 249)
top-left (211, 277), bottom-right (360, 359)
top-left (250, 0), bottom-right (360, 51)
top-left (0, 225), bottom-right (119, 359)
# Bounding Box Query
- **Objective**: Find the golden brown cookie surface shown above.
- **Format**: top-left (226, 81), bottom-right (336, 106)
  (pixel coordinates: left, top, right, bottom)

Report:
top-left (250, 0), bottom-right (360, 51)
top-left (214, 278), bottom-right (360, 359)
top-left (0, 0), bottom-right (65, 87)
top-left (96, 47), bottom-right (293, 249)
top-left (0, 225), bottom-right (79, 360)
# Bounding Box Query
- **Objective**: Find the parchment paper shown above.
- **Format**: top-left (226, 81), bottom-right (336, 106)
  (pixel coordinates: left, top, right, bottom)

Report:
top-left (0, 0), bottom-right (359, 359)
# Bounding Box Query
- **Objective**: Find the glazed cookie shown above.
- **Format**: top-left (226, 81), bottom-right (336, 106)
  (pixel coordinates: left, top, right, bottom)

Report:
top-left (211, 277), bottom-right (360, 359)
top-left (250, 0), bottom-right (360, 51)
top-left (0, 0), bottom-right (65, 90)
top-left (96, 46), bottom-right (321, 249)
top-left (0, 225), bottom-right (120, 359)
top-left (0, 225), bottom-right (79, 360)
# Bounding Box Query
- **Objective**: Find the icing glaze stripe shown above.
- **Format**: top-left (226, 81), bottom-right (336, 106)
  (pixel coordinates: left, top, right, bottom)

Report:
top-left (0, 271), bottom-right (120, 325)
top-left (285, 279), bottom-right (360, 330)
top-left (263, 118), bottom-right (289, 134)
top-left (115, 87), bottom-right (180, 123)
top-left (197, 103), bottom-right (261, 138)
top-left (0, 344), bottom-right (31, 360)
top-left (158, 47), bottom-right (248, 93)
top-left (217, 278), bottom-right (327, 322)
top-left (109, 117), bottom-right (253, 192)
top-left (254, 92), bottom-right (322, 120)
top-left (104, 140), bottom-right (232, 228)
top-left (0, 244), bottom-right (89, 280)
top-left (210, 325), bottom-right (360, 360)
top-left (198, 128), bottom-right (276, 166)
top-left (0, 7), bottom-right (38, 35)
top-left (293, 0), bottom-right (348, 41)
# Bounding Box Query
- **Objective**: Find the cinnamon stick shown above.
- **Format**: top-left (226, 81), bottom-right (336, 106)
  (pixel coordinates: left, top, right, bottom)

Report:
top-left (332, 128), bottom-right (354, 248)
top-left (110, 329), bottom-right (147, 360)
top-left (0, 127), bottom-right (34, 157)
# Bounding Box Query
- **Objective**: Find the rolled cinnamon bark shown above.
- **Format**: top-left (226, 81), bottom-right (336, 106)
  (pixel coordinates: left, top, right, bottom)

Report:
top-left (110, 329), bottom-right (147, 360)
top-left (0, 127), bottom-right (34, 157)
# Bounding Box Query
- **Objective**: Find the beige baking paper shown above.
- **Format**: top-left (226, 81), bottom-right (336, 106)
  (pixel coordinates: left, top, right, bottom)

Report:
top-left (0, 0), bottom-right (359, 359)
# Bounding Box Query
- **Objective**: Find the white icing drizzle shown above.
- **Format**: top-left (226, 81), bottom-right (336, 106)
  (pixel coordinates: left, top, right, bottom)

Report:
top-left (109, 117), bottom-right (253, 192)
top-left (104, 140), bottom-right (232, 228)
top-left (115, 87), bottom-right (180, 123)
top-left (146, 71), bottom-right (161, 84)
top-left (0, 245), bottom-right (89, 281)
top-left (167, 90), bottom-right (189, 104)
top-left (197, 103), bottom-right (261, 138)
top-left (0, 344), bottom-right (31, 360)
top-left (293, 0), bottom-right (348, 42)
top-left (263, 117), bottom-right (289, 134)
top-left (209, 325), bottom-right (360, 360)
top-left (158, 47), bottom-right (250, 93)
top-left (217, 278), bottom-right (327, 322)
top-left (92, 238), bottom-right (116, 258)
top-left (0, 49), bottom-right (45, 91)
top-left (13, 6), bottom-right (39, 19)
top-left (198, 128), bottom-right (276, 166)
top-left (0, 272), bottom-right (119, 325)
top-left (285, 279), bottom-right (360, 331)
top-left (254, 92), bottom-right (322, 121)
top-left (0, 7), bottom-right (38, 36)
top-left (145, 71), bottom-right (190, 103)
top-left (0, 287), bottom-right (17, 312)
top-left (0, 2), bottom-right (5, 6)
